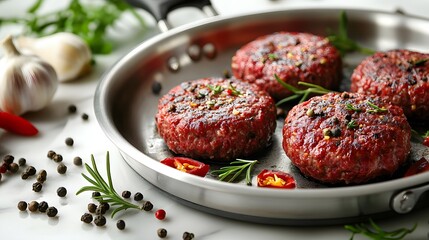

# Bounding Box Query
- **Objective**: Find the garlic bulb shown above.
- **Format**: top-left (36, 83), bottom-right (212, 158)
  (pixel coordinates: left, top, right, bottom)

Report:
top-left (0, 35), bottom-right (58, 115)
top-left (16, 32), bottom-right (92, 82)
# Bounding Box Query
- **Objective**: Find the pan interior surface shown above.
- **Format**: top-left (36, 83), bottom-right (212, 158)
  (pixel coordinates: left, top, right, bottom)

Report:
top-left (95, 8), bottom-right (429, 224)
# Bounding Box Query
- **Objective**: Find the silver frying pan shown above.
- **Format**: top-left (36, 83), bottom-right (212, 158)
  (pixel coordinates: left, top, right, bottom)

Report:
top-left (94, 0), bottom-right (429, 225)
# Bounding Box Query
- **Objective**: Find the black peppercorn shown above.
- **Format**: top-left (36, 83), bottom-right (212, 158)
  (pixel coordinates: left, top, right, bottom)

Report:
top-left (134, 192), bottom-right (143, 201)
top-left (183, 232), bottom-right (195, 240)
top-left (53, 154), bottom-right (63, 163)
top-left (94, 215), bottom-right (106, 226)
top-left (122, 190), bottom-right (131, 199)
top-left (8, 162), bottom-right (19, 173)
top-left (3, 155), bottom-right (14, 164)
top-left (47, 150), bottom-right (56, 159)
top-left (88, 203), bottom-right (97, 213)
top-left (46, 206), bottom-right (58, 217)
top-left (157, 228), bottom-right (167, 238)
top-left (142, 201), bottom-right (153, 211)
top-left (0, 173), bottom-right (2, 182)
top-left (73, 156), bottom-right (82, 166)
top-left (38, 201), bottom-right (49, 213)
top-left (28, 201), bottom-right (39, 212)
top-left (18, 158), bottom-right (26, 166)
top-left (32, 182), bottom-right (43, 192)
top-left (36, 170), bottom-right (47, 183)
top-left (68, 104), bottom-right (77, 113)
top-left (17, 201), bottom-right (27, 211)
top-left (65, 137), bottom-right (74, 146)
top-left (21, 172), bottom-right (29, 180)
top-left (116, 219), bottom-right (126, 230)
top-left (95, 205), bottom-right (107, 215)
top-left (81, 113), bottom-right (89, 120)
top-left (92, 192), bottom-right (101, 198)
top-left (152, 81), bottom-right (162, 95)
top-left (57, 163), bottom-right (67, 174)
top-left (25, 166), bottom-right (36, 176)
top-left (81, 213), bottom-right (93, 223)
top-left (100, 202), bottom-right (110, 211)
top-left (57, 187), bottom-right (67, 197)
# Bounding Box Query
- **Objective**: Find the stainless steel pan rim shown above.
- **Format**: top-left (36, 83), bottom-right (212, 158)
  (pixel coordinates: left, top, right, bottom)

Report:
top-left (94, 7), bottom-right (429, 224)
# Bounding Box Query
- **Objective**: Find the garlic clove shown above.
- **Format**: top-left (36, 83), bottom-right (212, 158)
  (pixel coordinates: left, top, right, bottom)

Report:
top-left (16, 32), bottom-right (92, 82)
top-left (0, 35), bottom-right (58, 115)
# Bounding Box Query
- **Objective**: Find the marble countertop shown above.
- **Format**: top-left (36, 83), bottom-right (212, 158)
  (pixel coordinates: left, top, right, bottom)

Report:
top-left (0, 0), bottom-right (428, 239)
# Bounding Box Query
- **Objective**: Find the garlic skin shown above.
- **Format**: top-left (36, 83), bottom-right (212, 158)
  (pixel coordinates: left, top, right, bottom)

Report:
top-left (0, 35), bottom-right (58, 115)
top-left (16, 32), bottom-right (92, 82)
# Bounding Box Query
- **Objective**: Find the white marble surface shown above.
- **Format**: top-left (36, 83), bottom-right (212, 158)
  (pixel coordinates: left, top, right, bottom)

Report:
top-left (0, 0), bottom-right (428, 239)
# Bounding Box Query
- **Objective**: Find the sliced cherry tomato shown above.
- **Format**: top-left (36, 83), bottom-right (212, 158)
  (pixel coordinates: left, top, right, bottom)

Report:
top-left (423, 136), bottom-right (429, 147)
top-left (160, 157), bottom-right (210, 177)
top-left (404, 157), bottom-right (429, 177)
top-left (257, 169), bottom-right (296, 189)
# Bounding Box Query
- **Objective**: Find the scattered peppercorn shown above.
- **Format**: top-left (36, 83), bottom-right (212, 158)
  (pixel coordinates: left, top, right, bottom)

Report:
top-left (17, 201), bottom-right (27, 211)
top-left (0, 163), bottom-right (6, 174)
top-left (81, 113), bottom-right (89, 121)
top-left (0, 173), bottom-right (2, 181)
top-left (88, 203), bottom-right (97, 213)
top-left (8, 162), bottom-right (19, 173)
top-left (21, 172), bottom-right (29, 180)
top-left (157, 228), bottom-right (168, 238)
top-left (94, 215), bottom-right (106, 226)
top-left (28, 201), bottom-right (39, 212)
top-left (57, 163), bottom-right (67, 174)
top-left (152, 81), bottom-right (162, 95)
top-left (36, 170), bottom-right (47, 183)
top-left (18, 158), bottom-right (26, 166)
top-left (53, 154), bottom-right (63, 163)
top-left (155, 209), bottom-right (166, 220)
top-left (73, 156), bottom-right (82, 166)
top-left (32, 182), bottom-right (43, 192)
top-left (122, 190), bottom-right (131, 199)
top-left (68, 104), bottom-right (77, 113)
top-left (81, 213), bottom-right (93, 223)
top-left (116, 219), bottom-right (126, 230)
top-left (3, 155), bottom-right (14, 164)
top-left (57, 187), bottom-right (67, 197)
top-left (96, 205), bottom-right (107, 215)
top-left (46, 206), bottom-right (58, 217)
top-left (134, 192), bottom-right (143, 201)
top-left (25, 166), bottom-right (36, 176)
top-left (38, 201), bottom-right (49, 213)
top-left (47, 150), bottom-right (56, 159)
top-left (183, 232), bottom-right (195, 240)
top-left (92, 192), bottom-right (101, 198)
top-left (100, 202), bottom-right (110, 211)
top-left (142, 201), bottom-right (153, 211)
top-left (65, 137), bottom-right (74, 146)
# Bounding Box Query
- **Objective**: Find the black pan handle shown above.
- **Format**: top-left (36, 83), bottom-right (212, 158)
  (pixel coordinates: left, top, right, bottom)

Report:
top-left (125, 0), bottom-right (218, 32)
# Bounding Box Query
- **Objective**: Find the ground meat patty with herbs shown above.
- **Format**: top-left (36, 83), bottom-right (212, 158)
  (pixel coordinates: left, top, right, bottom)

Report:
top-left (156, 77), bottom-right (277, 162)
top-left (231, 32), bottom-right (343, 100)
top-left (282, 92), bottom-right (411, 185)
top-left (351, 49), bottom-right (429, 122)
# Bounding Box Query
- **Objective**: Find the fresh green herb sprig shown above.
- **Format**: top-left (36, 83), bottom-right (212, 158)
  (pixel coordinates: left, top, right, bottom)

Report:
top-left (207, 84), bottom-right (224, 94)
top-left (211, 159), bottom-right (258, 185)
top-left (0, 0), bottom-right (145, 54)
top-left (327, 11), bottom-right (375, 56)
top-left (346, 103), bottom-right (362, 112)
top-left (76, 152), bottom-right (141, 217)
top-left (366, 100), bottom-right (388, 113)
top-left (410, 58), bottom-right (429, 67)
top-left (347, 119), bottom-right (358, 129)
top-left (275, 74), bottom-right (333, 106)
top-left (345, 218), bottom-right (417, 240)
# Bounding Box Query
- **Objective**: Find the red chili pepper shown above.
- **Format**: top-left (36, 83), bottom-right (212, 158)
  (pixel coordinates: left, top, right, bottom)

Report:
top-left (160, 157), bottom-right (210, 177)
top-left (0, 112), bottom-right (38, 136)
top-left (257, 169), bottom-right (296, 189)
top-left (404, 157), bottom-right (429, 177)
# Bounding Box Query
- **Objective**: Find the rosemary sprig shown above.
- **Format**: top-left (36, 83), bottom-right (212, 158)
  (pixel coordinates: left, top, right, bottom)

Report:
top-left (76, 152), bottom-right (141, 217)
top-left (410, 58), bottom-right (429, 67)
top-left (211, 159), bottom-right (258, 185)
top-left (327, 11), bottom-right (375, 56)
top-left (0, 0), bottom-right (145, 54)
top-left (345, 218), bottom-right (417, 240)
top-left (207, 84), bottom-right (224, 94)
top-left (366, 100), bottom-right (388, 113)
top-left (275, 74), bottom-right (333, 106)
top-left (346, 103), bottom-right (362, 112)
top-left (347, 119), bottom-right (358, 129)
